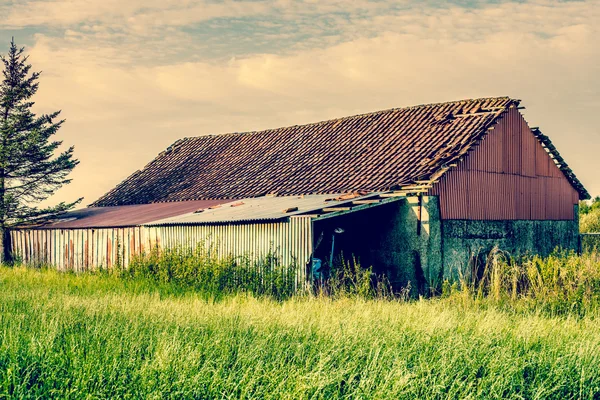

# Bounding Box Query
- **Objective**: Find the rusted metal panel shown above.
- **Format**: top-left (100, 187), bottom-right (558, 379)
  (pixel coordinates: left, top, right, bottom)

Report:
top-left (37, 200), bottom-right (231, 229)
top-left (430, 107), bottom-right (578, 221)
top-left (501, 108), bottom-right (520, 175)
top-left (535, 139), bottom-right (550, 177)
top-left (521, 118), bottom-right (536, 177)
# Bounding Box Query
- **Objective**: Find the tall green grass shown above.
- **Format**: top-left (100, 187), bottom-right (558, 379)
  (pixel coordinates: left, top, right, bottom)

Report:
top-left (119, 245), bottom-right (392, 300)
top-left (124, 245), bottom-right (298, 300)
top-left (119, 245), bottom-right (600, 317)
top-left (448, 249), bottom-right (600, 317)
top-left (1, 266), bottom-right (600, 399)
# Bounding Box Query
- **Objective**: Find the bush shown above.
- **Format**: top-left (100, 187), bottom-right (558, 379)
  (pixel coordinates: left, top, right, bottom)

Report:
top-left (581, 210), bottom-right (600, 233)
top-left (580, 197), bottom-right (600, 234)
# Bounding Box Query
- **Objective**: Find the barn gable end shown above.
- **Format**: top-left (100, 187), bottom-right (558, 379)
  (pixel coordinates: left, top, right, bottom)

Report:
top-left (430, 107), bottom-right (579, 221)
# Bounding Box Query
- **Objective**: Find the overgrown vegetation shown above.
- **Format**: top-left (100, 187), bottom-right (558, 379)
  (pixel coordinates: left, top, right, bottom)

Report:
top-left (120, 245), bottom-right (600, 317)
top-left (122, 245), bottom-right (298, 300)
top-left (446, 249), bottom-right (600, 317)
top-left (4, 249), bottom-right (600, 397)
top-left (2, 266), bottom-right (600, 399)
top-left (114, 245), bottom-right (392, 301)
top-left (581, 197), bottom-right (600, 233)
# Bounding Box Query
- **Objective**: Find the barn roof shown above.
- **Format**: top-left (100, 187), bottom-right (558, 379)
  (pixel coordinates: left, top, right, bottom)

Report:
top-left (146, 193), bottom-right (382, 225)
top-left (42, 200), bottom-right (231, 229)
top-left (92, 96), bottom-right (589, 207)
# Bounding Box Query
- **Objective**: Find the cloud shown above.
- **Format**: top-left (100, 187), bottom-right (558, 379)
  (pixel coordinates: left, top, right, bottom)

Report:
top-left (0, 0), bottom-right (598, 205)
top-left (2, 0), bottom-right (268, 28)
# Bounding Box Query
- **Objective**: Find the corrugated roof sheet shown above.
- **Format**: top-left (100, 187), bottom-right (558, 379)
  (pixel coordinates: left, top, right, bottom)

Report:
top-left (91, 97), bottom-right (588, 206)
top-left (42, 200), bottom-right (231, 228)
top-left (146, 194), bottom-right (369, 225)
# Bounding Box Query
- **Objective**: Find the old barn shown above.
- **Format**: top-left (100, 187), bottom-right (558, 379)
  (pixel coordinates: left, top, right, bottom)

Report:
top-left (11, 97), bottom-right (589, 290)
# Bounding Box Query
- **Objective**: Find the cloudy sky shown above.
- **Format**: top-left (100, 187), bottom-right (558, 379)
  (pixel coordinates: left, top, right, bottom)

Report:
top-left (0, 0), bottom-right (598, 206)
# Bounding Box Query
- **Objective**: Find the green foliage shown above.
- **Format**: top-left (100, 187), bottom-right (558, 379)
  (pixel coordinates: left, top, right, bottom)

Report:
top-left (0, 39), bottom-right (80, 229)
top-left (580, 196), bottom-right (600, 216)
top-left (1, 266), bottom-right (600, 399)
top-left (449, 248), bottom-right (600, 317)
top-left (124, 244), bottom-right (297, 300)
top-left (581, 207), bottom-right (600, 233)
top-left (580, 195), bottom-right (600, 238)
top-left (323, 255), bottom-right (395, 299)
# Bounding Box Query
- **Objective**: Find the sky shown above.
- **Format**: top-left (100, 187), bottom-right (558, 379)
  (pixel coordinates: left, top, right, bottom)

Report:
top-left (0, 0), bottom-right (598, 207)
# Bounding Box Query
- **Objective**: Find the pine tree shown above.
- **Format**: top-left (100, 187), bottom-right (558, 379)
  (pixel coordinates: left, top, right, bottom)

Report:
top-left (0, 39), bottom-right (80, 263)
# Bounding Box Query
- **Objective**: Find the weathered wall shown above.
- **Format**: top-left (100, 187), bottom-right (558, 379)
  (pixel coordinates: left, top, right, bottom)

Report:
top-left (311, 195), bottom-right (580, 292)
top-left (441, 206), bottom-right (580, 279)
top-left (429, 107), bottom-right (580, 220)
top-left (10, 217), bottom-right (313, 286)
top-left (312, 196), bottom-right (442, 293)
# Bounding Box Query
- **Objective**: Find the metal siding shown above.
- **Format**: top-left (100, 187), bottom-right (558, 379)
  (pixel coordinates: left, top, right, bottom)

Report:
top-left (535, 141), bottom-right (550, 177)
top-left (521, 118), bottom-right (536, 177)
top-left (431, 107), bottom-right (577, 220)
top-left (10, 218), bottom-right (313, 290)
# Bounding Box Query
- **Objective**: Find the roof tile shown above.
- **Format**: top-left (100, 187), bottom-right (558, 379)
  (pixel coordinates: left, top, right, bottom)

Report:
top-left (91, 97), bottom-right (587, 206)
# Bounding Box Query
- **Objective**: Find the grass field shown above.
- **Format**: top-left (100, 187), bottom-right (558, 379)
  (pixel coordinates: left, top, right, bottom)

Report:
top-left (1, 267), bottom-right (600, 399)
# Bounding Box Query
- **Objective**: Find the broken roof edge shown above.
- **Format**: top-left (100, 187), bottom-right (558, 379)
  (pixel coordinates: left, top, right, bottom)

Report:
top-left (531, 127), bottom-right (590, 200)
top-left (417, 103), bottom-right (590, 201)
top-left (397, 103), bottom-right (515, 190)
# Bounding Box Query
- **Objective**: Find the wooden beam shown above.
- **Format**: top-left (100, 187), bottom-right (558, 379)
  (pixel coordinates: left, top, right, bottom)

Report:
top-left (322, 207), bottom-right (352, 213)
top-left (454, 111), bottom-right (499, 117)
top-left (352, 200), bottom-right (381, 205)
top-left (379, 192), bottom-right (409, 198)
top-left (401, 184), bottom-right (432, 189)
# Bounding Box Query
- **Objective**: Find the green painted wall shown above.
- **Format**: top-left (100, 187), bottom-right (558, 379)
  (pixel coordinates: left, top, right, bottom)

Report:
top-left (441, 213), bottom-right (580, 280)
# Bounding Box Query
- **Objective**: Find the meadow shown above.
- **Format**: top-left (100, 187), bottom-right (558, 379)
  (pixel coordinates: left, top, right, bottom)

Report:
top-left (2, 260), bottom-right (600, 399)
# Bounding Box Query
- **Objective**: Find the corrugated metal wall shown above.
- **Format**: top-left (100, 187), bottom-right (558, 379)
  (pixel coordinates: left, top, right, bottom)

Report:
top-left (10, 217), bottom-right (313, 282)
top-left (430, 107), bottom-right (579, 220)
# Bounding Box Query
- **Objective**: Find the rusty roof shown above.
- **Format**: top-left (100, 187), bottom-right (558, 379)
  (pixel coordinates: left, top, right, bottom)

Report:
top-left (92, 96), bottom-right (588, 206)
top-left (41, 200), bottom-right (231, 229)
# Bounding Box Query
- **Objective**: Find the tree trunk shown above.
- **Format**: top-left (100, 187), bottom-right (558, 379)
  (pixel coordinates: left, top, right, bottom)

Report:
top-left (0, 226), bottom-right (12, 265)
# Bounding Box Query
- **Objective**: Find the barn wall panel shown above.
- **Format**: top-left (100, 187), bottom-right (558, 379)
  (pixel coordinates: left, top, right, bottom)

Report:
top-left (430, 107), bottom-right (578, 221)
top-left (10, 217), bottom-right (313, 287)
